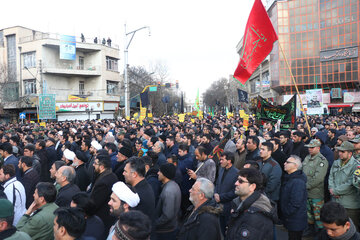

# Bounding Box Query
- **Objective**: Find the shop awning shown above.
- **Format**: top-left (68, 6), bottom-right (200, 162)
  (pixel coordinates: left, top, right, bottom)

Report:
top-left (327, 104), bottom-right (353, 108)
top-left (352, 104), bottom-right (360, 112)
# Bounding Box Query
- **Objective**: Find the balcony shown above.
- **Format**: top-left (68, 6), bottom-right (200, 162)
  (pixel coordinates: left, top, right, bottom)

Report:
top-left (43, 63), bottom-right (101, 77)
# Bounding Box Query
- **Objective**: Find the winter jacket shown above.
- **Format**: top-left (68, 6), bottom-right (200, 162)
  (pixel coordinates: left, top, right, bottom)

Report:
top-left (145, 167), bottom-right (162, 205)
top-left (315, 131), bottom-right (335, 167)
top-left (302, 152), bottom-right (328, 199)
top-left (55, 183), bottom-right (80, 207)
top-left (329, 156), bottom-right (360, 209)
top-left (178, 200), bottom-right (223, 240)
top-left (133, 179), bottom-right (156, 221)
top-left (1, 227), bottom-right (31, 240)
top-left (89, 169), bottom-right (118, 231)
top-left (226, 191), bottom-right (276, 240)
top-left (177, 153), bottom-right (195, 195)
top-left (20, 168), bottom-right (40, 209)
top-left (2, 177), bottom-right (26, 226)
top-left (272, 148), bottom-right (287, 172)
top-left (196, 158), bottom-right (216, 183)
top-left (280, 170), bottom-right (308, 231)
top-left (234, 149), bottom-right (247, 170)
top-left (16, 202), bottom-right (58, 240)
top-left (155, 180), bottom-right (181, 232)
top-left (257, 157), bottom-right (282, 201)
top-left (3, 155), bottom-right (21, 180)
top-left (74, 164), bottom-right (90, 191)
top-left (246, 148), bottom-right (260, 161)
top-left (292, 141), bottom-right (308, 161)
top-left (281, 139), bottom-right (294, 158)
top-left (215, 166), bottom-right (239, 217)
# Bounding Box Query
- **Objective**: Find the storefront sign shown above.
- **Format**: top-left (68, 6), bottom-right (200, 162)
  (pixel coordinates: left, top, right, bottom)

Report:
top-left (56, 102), bottom-right (103, 112)
top-left (344, 92), bottom-right (360, 103)
top-left (320, 46), bottom-right (358, 62)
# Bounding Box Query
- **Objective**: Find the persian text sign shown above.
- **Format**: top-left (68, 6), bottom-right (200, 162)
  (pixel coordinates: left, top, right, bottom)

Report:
top-left (344, 92), bottom-right (360, 103)
top-left (56, 102), bottom-right (103, 112)
top-left (39, 94), bottom-right (56, 119)
top-left (320, 46), bottom-right (358, 62)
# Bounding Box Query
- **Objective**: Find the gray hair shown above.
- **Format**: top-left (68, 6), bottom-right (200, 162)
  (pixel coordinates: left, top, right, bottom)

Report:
top-left (289, 155), bottom-right (302, 170)
top-left (156, 141), bottom-right (165, 152)
top-left (61, 166), bottom-right (76, 183)
top-left (196, 178), bottom-right (214, 199)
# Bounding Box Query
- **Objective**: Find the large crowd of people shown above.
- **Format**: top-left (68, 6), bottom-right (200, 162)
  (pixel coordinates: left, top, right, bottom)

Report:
top-left (0, 113), bottom-right (360, 240)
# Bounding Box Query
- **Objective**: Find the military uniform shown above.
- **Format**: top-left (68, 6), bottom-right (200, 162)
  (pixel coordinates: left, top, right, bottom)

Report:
top-left (329, 141), bottom-right (360, 230)
top-left (303, 140), bottom-right (329, 229)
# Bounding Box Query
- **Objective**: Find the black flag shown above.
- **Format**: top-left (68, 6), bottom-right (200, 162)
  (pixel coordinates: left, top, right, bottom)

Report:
top-left (140, 91), bottom-right (149, 107)
top-left (237, 89), bottom-right (249, 103)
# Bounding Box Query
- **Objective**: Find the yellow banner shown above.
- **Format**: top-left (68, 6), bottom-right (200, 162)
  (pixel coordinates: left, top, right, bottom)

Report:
top-left (239, 110), bottom-right (245, 118)
top-left (178, 114), bottom-right (185, 122)
top-left (243, 114), bottom-right (249, 130)
top-left (40, 122), bottom-right (46, 127)
top-left (68, 95), bottom-right (88, 101)
top-left (148, 113), bottom-right (154, 123)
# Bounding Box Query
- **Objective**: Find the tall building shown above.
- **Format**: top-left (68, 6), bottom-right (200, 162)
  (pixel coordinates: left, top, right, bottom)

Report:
top-left (0, 26), bottom-right (121, 122)
top-left (237, 0), bottom-right (359, 115)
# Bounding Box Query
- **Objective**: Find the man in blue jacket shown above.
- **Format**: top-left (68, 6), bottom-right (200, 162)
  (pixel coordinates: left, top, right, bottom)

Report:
top-left (256, 141), bottom-right (282, 202)
top-left (280, 155), bottom-right (308, 240)
top-left (214, 151), bottom-right (239, 235)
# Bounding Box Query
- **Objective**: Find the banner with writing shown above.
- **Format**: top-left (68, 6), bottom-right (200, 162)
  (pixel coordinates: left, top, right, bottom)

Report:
top-left (256, 95), bottom-right (296, 128)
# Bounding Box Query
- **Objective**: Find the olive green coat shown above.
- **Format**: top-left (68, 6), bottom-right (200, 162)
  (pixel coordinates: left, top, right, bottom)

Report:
top-left (303, 152), bottom-right (328, 199)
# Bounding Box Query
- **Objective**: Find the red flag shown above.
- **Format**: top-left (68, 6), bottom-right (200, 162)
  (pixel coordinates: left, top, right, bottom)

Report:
top-left (233, 0), bottom-right (278, 85)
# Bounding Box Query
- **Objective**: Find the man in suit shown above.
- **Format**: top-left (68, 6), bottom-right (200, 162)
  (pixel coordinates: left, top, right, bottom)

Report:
top-left (55, 166), bottom-right (80, 207)
top-left (0, 142), bottom-right (21, 180)
top-left (214, 151), bottom-right (239, 235)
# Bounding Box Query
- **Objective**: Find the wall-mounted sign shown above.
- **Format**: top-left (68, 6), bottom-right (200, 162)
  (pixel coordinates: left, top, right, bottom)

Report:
top-left (39, 94), bottom-right (56, 119)
top-left (56, 102), bottom-right (103, 112)
top-left (331, 88), bottom-right (342, 99)
top-left (320, 46), bottom-right (358, 62)
top-left (60, 35), bottom-right (76, 60)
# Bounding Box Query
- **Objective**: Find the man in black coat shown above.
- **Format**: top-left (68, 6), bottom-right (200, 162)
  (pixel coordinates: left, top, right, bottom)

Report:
top-left (55, 166), bottom-right (80, 207)
top-left (270, 138), bottom-right (287, 172)
top-left (178, 178), bottom-right (222, 240)
top-left (226, 168), bottom-right (276, 240)
top-left (35, 140), bottom-right (51, 182)
top-left (18, 156), bottom-right (40, 208)
top-left (73, 151), bottom-right (90, 191)
top-left (280, 131), bottom-right (293, 158)
top-left (89, 155), bottom-right (118, 232)
top-left (123, 157), bottom-right (155, 221)
top-left (214, 151), bottom-right (239, 235)
top-left (45, 138), bottom-right (58, 168)
top-left (291, 131), bottom-right (309, 161)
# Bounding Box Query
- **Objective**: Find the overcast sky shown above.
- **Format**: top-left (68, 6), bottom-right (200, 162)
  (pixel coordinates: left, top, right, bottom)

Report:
top-left (0, 0), bottom-right (269, 101)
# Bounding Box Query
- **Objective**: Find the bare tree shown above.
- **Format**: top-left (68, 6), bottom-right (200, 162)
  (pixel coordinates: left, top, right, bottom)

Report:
top-left (203, 77), bottom-right (228, 112)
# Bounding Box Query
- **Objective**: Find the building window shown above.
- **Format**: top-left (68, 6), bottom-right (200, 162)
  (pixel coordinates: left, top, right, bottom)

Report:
top-left (24, 79), bottom-right (36, 95)
top-left (79, 81), bottom-right (85, 95)
top-left (78, 56), bottom-right (84, 70)
top-left (23, 52), bottom-right (36, 68)
top-left (107, 80), bottom-right (119, 95)
top-left (106, 57), bottom-right (118, 71)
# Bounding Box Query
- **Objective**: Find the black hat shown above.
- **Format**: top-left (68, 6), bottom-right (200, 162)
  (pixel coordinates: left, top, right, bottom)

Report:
top-left (160, 163), bottom-right (176, 180)
top-left (75, 150), bottom-right (88, 163)
top-left (47, 137), bottom-right (56, 145)
top-left (159, 134), bottom-right (166, 142)
top-left (119, 147), bottom-right (133, 158)
top-left (144, 129), bottom-right (154, 137)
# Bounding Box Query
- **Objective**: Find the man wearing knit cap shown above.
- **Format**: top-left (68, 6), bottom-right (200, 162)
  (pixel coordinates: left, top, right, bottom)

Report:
top-left (106, 181), bottom-right (140, 240)
top-left (155, 163), bottom-right (181, 240)
top-left (114, 147), bottom-right (132, 182)
top-left (0, 199), bottom-right (31, 239)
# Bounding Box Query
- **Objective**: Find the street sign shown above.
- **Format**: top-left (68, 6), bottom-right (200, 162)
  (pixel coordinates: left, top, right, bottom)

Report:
top-left (19, 112), bottom-right (26, 119)
top-left (149, 86), bottom-right (157, 92)
top-left (39, 94), bottom-right (56, 119)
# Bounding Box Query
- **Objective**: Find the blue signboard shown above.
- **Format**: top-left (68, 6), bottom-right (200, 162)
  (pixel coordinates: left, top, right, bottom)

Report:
top-left (60, 35), bottom-right (76, 60)
top-left (19, 112), bottom-right (26, 119)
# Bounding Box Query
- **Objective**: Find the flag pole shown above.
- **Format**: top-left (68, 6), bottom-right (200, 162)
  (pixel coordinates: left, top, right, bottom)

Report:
top-left (278, 43), bottom-right (312, 137)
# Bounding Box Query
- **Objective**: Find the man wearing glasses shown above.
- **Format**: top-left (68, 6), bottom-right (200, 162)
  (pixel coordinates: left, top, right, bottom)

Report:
top-left (226, 168), bottom-right (276, 240)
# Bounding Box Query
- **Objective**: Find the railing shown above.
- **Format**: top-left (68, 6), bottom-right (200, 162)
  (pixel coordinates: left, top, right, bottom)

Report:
top-left (19, 32), bottom-right (119, 49)
top-left (43, 63), bottom-right (101, 72)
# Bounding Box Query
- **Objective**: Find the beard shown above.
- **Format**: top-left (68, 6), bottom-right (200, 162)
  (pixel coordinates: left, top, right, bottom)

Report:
top-left (110, 204), bottom-right (125, 217)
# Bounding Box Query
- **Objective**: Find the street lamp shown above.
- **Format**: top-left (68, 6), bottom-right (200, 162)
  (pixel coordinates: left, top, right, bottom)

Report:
top-left (123, 24), bottom-right (151, 117)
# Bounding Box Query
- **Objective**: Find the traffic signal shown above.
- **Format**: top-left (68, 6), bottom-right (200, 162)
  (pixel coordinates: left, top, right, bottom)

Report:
top-left (157, 81), bottom-right (161, 89)
top-left (176, 80), bottom-right (179, 89)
